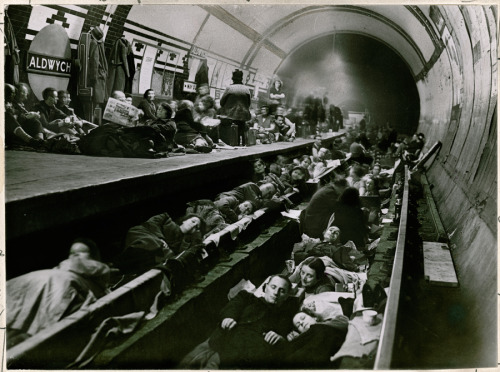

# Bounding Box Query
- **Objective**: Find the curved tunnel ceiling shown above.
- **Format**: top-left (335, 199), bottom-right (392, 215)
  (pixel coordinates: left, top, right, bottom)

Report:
top-left (127, 4), bottom-right (440, 79)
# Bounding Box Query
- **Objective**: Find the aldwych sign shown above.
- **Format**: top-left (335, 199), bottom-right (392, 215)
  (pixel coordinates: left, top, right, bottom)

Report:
top-left (27, 52), bottom-right (72, 75)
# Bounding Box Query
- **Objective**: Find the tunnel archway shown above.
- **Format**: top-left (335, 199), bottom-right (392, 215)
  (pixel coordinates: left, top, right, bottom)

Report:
top-left (276, 33), bottom-right (420, 135)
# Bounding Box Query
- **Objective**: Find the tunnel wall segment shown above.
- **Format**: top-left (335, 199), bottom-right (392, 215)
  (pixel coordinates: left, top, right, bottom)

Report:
top-left (415, 5), bottom-right (497, 367)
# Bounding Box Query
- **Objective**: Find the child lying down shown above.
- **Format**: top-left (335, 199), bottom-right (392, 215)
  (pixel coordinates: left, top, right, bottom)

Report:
top-left (280, 310), bottom-right (349, 368)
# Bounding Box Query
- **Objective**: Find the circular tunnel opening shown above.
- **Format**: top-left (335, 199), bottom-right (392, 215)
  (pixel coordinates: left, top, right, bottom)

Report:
top-left (276, 33), bottom-right (420, 135)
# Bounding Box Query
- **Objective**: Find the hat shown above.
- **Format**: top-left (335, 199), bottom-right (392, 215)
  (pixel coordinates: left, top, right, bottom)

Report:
top-left (90, 27), bottom-right (104, 41)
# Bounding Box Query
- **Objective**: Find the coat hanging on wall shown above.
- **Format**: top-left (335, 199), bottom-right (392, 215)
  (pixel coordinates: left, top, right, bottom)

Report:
top-left (88, 27), bottom-right (108, 104)
top-left (4, 12), bottom-right (20, 85)
top-left (107, 36), bottom-right (134, 95)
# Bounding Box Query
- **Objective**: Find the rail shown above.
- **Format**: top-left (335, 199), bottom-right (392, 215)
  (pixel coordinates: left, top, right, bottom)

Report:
top-left (374, 165), bottom-right (410, 369)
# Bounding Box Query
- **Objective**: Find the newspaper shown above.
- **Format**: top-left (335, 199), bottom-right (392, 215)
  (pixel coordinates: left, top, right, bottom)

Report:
top-left (102, 97), bottom-right (141, 127)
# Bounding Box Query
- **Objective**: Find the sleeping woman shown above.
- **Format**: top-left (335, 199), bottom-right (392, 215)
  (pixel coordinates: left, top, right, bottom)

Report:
top-left (116, 212), bottom-right (206, 274)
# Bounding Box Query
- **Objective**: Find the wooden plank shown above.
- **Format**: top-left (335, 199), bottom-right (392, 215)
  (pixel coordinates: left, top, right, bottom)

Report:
top-left (423, 241), bottom-right (459, 287)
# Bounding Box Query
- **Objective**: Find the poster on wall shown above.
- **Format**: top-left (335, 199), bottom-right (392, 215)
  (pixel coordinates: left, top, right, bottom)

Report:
top-left (138, 45), bottom-right (157, 94)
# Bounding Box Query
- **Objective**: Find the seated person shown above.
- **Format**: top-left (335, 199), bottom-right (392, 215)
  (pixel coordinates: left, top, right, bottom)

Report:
top-left (56, 90), bottom-right (98, 134)
top-left (275, 106), bottom-right (296, 140)
top-left (274, 115), bottom-right (295, 142)
top-left (301, 177), bottom-right (348, 239)
top-left (405, 132), bottom-right (425, 162)
top-left (7, 238), bottom-right (110, 348)
top-left (180, 274), bottom-right (299, 369)
top-left (346, 164), bottom-right (367, 196)
top-left (174, 100), bottom-right (214, 153)
top-left (137, 89), bottom-right (157, 122)
top-left (11, 83), bottom-right (55, 140)
top-left (331, 138), bottom-right (347, 160)
top-left (349, 135), bottom-right (373, 166)
top-left (280, 166), bottom-right (309, 194)
top-left (364, 176), bottom-right (380, 196)
top-left (33, 87), bottom-right (80, 136)
top-left (250, 158), bottom-right (270, 183)
top-left (115, 213), bottom-right (205, 274)
top-left (110, 90), bottom-right (144, 124)
top-left (143, 102), bottom-right (181, 153)
top-left (282, 311), bottom-right (348, 368)
top-left (332, 187), bottom-right (369, 250)
top-left (5, 84), bottom-right (45, 147)
top-left (193, 94), bottom-right (216, 123)
top-left (253, 105), bottom-right (276, 143)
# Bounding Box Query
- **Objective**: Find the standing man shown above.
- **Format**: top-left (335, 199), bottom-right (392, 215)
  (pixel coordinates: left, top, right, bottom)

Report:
top-left (219, 69), bottom-right (252, 146)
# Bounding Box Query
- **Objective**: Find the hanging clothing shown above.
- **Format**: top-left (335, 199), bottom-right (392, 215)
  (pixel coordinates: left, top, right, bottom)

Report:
top-left (195, 58), bottom-right (209, 86)
top-left (107, 37), bottom-right (131, 95)
top-left (88, 32), bottom-right (108, 104)
top-left (4, 13), bottom-right (20, 85)
top-left (124, 49), bottom-right (136, 94)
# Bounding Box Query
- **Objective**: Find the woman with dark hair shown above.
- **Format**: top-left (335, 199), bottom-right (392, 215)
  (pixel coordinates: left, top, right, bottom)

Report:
top-left (116, 212), bottom-right (206, 274)
top-left (251, 158), bottom-right (269, 183)
top-left (332, 187), bottom-right (369, 250)
top-left (269, 79), bottom-right (285, 115)
top-left (297, 257), bottom-right (335, 297)
top-left (137, 89), bottom-right (157, 122)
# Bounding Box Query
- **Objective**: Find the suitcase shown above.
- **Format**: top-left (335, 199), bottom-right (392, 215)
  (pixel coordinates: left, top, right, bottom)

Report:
top-left (246, 128), bottom-right (257, 146)
top-left (219, 122), bottom-right (239, 146)
top-left (229, 124), bottom-right (239, 146)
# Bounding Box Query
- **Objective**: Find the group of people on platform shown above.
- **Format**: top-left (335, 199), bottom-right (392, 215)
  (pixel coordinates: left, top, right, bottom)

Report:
top-left (4, 68), bottom-right (350, 158)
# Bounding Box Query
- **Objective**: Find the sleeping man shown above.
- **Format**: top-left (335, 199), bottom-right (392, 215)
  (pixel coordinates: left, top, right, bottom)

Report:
top-left (180, 274), bottom-right (299, 369)
top-left (7, 238), bottom-right (111, 348)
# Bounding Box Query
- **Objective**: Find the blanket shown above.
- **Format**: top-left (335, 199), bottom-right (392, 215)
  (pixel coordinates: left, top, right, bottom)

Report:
top-left (7, 257), bottom-right (110, 341)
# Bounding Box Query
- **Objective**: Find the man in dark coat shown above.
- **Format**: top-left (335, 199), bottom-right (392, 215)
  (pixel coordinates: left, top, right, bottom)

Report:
top-left (301, 177), bottom-right (348, 239)
top-left (208, 275), bottom-right (299, 368)
top-left (219, 69), bottom-right (251, 146)
top-left (34, 87), bottom-right (77, 135)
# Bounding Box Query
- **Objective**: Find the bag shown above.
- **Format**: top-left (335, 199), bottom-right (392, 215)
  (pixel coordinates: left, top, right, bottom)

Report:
top-left (219, 120), bottom-right (237, 146)
top-left (246, 128), bottom-right (257, 146)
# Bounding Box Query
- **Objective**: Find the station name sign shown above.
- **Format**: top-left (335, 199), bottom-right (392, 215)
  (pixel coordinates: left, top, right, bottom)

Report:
top-left (183, 81), bottom-right (197, 93)
top-left (27, 52), bottom-right (72, 76)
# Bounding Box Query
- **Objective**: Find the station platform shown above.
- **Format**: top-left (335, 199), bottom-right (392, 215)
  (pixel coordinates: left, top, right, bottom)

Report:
top-left (5, 133), bottom-right (344, 277)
